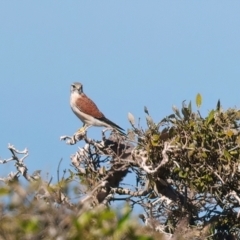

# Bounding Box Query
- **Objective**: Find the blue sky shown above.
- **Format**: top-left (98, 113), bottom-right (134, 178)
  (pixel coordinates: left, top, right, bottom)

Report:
top-left (0, 1), bottom-right (240, 184)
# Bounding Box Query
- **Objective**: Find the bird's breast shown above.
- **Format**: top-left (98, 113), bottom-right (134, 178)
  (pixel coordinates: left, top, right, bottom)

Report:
top-left (70, 92), bottom-right (84, 120)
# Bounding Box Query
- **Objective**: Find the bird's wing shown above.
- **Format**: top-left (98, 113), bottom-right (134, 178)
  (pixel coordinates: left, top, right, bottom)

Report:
top-left (97, 116), bottom-right (125, 132)
top-left (75, 94), bottom-right (104, 118)
top-left (76, 94), bottom-right (125, 135)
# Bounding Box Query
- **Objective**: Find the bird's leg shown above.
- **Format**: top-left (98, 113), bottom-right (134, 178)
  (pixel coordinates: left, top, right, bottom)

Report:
top-left (77, 124), bottom-right (86, 134)
top-left (77, 124), bottom-right (90, 134)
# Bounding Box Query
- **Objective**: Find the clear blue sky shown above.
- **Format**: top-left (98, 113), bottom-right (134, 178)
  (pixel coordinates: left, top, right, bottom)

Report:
top-left (0, 2), bottom-right (240, 181)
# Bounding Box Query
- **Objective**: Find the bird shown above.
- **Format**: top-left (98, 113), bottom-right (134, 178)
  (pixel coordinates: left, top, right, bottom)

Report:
top-left (70, 82), bottom-right (125, 135)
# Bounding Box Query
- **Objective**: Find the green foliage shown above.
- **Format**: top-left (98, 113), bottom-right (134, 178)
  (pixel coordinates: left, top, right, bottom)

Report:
top-left (0, 183), bottom-right (156, 240)
top-left (72, 206), bottom-right (152, 240)
top-left (136, 94), bottom-right (240, 238)
top-left (145, 96), bottom-right (240, 195)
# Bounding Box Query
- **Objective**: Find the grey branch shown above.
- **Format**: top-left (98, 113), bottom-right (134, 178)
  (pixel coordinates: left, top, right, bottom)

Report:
top-left (60, 131), bottom-right (85, 145)
top-left (110, 187), bottom-right (151, 197)
top-left (0, 144), bottom-right (41, 182)
top-left (132, 142), bottom-right (177, 174)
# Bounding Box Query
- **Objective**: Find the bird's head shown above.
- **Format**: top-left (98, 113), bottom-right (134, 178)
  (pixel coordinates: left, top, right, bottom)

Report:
top-left (71, 82), bottom-right (83, 94)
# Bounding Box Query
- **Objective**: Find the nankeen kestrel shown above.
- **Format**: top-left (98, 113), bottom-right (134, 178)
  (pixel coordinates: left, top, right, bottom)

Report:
top-left (70, 82), bottom-right (125, 134)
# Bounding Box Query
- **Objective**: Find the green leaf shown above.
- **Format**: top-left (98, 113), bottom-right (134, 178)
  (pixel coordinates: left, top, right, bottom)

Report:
top-left (181, 101), bottom-right (191, 120)
top-left (179, 171), bottom-right (188, 179)
top-left (135, 236), bottom-right (153, 240)
top-left (206, 110), bottom-right (215, 125)
top-left (172, 105), bottom-right (182, 119)
top-left (127, 112), bottom-right (135, 125)
top-left (216, 99), bottom-right (221, 111)
top-left (188, 101), bottom-right (192, 112)
top-left (167, 114), bottom-right (176, 119)
top-left (188, 150), bottom-right (194, 158)
top-left (0, 187), bottom-right (10, 196)
top-left (196, 93), bottom-right (202, 108)
top-left (116, 208), bottom-right (131, 230)
top-left (151, 134), bottom-right (160, 146)
top-left (146, 115), bottom-right (154, 127)
top-left (144, 106), bottom-right (149, 115)
top-left (173, 167), bottom-right (180, 173)
top-left (202, 152), bottom-right (207, 158)
top-left (20, 218), bottom-right (39, 233)
top-left (224, 150), bottom-right (231, 161)
top-left (225, 129), bottom-right (234, 137)
top-left (235, 136), bottom-right (240, 146)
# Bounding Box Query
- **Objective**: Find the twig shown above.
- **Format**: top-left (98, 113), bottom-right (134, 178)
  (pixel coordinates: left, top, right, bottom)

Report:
top-left (57, 158), bottom-right (63, 183)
